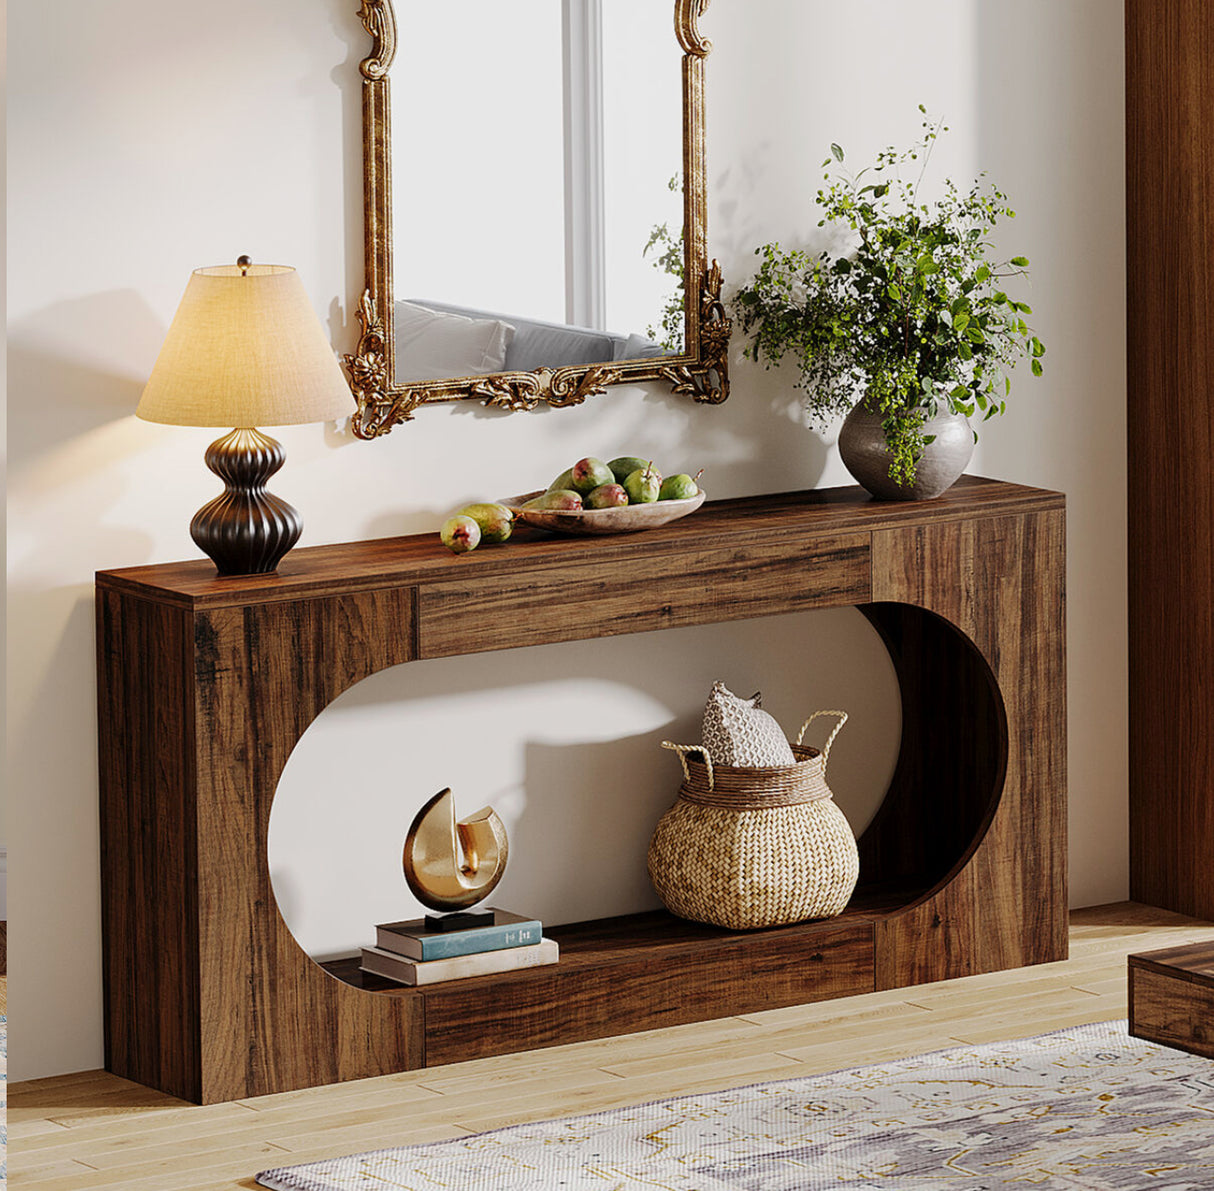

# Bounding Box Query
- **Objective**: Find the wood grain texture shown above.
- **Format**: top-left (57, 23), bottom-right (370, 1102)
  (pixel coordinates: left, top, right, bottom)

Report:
top-left (323, 910), bottom-right (877, 1065)
top-left (95, 476), bottom-right (1061, 611)
top-left (96, 590), bottom-right (200, 1101)
top-left (98, 586), bottom-right (420, 1103)
top-left (1128, 939), bottom-right (1214, 984)
top-left (421, 918), bottom-right (873, 1066)
top-left (94, 478), bottom-right (1067, 1102)
top-left (1126, 0), bottom-right (1214, 919)
top-left (1128, 944), bottom-right (1214, 1059)
top-left (869, 511), bottom-right (1068, 988)
top-left (193, 589), bottom-right (419, 1103)
top-left (418, 534), bottom-right (869, 657)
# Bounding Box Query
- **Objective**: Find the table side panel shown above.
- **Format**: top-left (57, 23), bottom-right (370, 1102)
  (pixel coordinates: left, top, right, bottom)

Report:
top-left (193, 587), bottom-right (421, 1101)
top-left (869, 509), bottom-right (1068, 986)
top-left (97, 589), bottom-right (202, 1101)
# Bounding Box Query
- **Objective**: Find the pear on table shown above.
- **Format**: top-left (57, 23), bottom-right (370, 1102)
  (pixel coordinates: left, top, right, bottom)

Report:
top-left (623, 463), bottom-right (662, 504)
top-left (440, 515), bottom-right (480, 554)
top-left (523, 489), bottom-right (584, 511)
top-left (585, 483), bottom-right (629, 509)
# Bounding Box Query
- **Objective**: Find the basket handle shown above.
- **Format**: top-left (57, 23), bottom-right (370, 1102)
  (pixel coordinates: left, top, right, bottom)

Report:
top-left (795, 710), bottom-right (849, 769)
top-left (661, 741), bottom-right (715, 791)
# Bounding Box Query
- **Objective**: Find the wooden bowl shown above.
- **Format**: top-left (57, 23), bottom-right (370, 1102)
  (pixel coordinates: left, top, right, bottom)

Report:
top-left (502, 488), bottom-right (706, 536)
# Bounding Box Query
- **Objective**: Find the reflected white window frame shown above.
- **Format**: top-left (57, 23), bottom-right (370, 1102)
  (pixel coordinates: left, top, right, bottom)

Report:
top-left (562, 0), bottom-right (606, 330)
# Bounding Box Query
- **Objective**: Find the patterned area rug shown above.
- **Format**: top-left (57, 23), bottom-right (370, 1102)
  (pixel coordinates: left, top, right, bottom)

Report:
top-left (257, 1021), bottom-right (1214, 1190)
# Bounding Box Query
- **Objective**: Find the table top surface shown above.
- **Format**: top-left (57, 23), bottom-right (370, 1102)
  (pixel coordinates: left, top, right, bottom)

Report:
top-left (94, 475), bottom-right (1065, 610)
top-left (1129, 939), bottom-right (1214, 983)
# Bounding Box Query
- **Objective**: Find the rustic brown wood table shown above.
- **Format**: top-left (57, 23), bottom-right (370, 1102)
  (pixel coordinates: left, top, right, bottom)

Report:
top-left (96, 476), bottom-right (1067, 1103)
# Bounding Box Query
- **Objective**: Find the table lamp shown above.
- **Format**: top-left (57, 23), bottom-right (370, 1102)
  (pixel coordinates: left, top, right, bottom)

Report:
top-left (136, 257), bottom-right (354, 576)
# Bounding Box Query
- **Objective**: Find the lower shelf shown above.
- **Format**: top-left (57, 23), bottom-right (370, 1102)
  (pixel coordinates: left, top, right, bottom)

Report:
top-left (320, 894), bottom-right (915, 1067)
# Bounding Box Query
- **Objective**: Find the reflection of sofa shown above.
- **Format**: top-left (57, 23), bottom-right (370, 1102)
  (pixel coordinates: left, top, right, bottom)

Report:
top-left (397, 298), bottom-right (667, 382)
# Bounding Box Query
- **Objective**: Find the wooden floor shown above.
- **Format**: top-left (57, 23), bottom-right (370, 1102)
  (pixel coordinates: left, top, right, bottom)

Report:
top-left (9, 902), bottom-right (1214, 1190)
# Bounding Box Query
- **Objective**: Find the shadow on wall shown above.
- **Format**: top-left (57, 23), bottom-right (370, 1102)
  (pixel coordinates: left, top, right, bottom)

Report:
top-left (268, 606), bottom-right (901, 960)
top-left (8, 288), bottom-right (170, 467)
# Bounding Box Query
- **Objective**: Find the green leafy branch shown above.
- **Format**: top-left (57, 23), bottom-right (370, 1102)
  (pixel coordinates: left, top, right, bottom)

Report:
top-left (644, 175), bottom-right (685, 352)
top-left (733, 110), bottom-right (1045, 486)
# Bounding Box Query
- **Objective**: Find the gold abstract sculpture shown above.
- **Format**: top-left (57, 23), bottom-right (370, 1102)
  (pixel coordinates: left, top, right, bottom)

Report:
top-left (402, 788), bottom-right (509, 912)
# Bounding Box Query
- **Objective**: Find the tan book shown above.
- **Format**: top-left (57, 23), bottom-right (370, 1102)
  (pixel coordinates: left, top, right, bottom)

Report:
top-left (359, 937), bottom-right (559, 987)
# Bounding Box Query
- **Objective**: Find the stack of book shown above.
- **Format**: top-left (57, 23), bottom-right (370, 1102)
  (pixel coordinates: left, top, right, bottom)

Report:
top-left (359, 908), bottom-right (558, 986)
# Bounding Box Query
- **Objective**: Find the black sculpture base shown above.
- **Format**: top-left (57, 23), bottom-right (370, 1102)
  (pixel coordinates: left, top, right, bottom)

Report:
top-left (190, 427), bottom-right (303, 577)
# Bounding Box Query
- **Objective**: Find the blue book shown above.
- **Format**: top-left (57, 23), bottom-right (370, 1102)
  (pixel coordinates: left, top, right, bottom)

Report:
top-left (374, 908), bottom-right (542, 961)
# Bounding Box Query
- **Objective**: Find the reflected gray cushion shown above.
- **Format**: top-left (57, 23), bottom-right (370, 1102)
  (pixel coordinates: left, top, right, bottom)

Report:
top-left (395, 301), bottom-right (514, 382)
top-left (613, 332), bottom-right (669, 361)
top-left (404, 299), bottom-right (624, 371)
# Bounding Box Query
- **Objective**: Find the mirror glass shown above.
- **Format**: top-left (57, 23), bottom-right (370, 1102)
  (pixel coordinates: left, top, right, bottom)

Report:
top-left (391, 0), bottom-right (684, 382)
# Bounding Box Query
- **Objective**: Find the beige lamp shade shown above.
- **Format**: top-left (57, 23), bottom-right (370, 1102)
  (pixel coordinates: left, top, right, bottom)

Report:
top-left (136, 263), bottom-right (354, 427)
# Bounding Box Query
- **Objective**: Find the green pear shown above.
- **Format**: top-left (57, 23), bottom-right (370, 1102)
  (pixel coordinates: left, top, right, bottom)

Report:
top-left (547, 467), bottom-right (576, 492)
top-left (458, 502), bottom-right (514, 543)
top-left (523, 489), bottom-right (583, 511)
top-left (440, 515), bottom-right (480, 554)
top-left (623, 464), bottom-right (661, 504)
top-left (585, 483), bottom-right (629, 509)
top-left (659, 471), bottom-right (702, 501)
top-left (608, 455), bottom-right (650, 485)
top-left (569, 457), bottom-right (615, 495)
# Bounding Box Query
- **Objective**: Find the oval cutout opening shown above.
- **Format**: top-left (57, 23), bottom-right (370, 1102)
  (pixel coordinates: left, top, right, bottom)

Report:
top-left (268, 606), bottom-right (901, 967)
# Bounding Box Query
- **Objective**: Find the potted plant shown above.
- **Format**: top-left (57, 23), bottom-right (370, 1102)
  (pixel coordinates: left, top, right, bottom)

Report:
top-left (733, 111), bottom-right (1045, 499)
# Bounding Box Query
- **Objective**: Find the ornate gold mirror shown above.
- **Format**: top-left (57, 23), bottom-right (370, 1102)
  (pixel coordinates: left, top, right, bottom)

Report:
top-left (346, 0), bottom-right (730, 439)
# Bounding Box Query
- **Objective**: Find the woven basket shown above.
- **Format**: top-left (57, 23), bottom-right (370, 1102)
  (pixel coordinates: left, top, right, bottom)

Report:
top-left (647, 711), bottom-right (859, 930)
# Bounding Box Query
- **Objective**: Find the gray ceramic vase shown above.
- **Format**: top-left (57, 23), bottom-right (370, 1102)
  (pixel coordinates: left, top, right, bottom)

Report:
top-left (837, 402), bottom-right (975, 501)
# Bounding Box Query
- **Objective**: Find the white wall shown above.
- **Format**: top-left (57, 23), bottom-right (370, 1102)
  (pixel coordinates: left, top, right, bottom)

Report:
top-left (5, 0), bottom-right (1126, 1081)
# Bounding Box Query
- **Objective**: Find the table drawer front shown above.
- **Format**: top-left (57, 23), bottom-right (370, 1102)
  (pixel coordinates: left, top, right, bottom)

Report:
top-left (417, 534), bottom-right (871, 658)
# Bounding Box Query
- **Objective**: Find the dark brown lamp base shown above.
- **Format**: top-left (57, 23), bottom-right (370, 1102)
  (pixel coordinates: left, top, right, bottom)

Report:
top-left (190, 427), bottom-right (302, 576)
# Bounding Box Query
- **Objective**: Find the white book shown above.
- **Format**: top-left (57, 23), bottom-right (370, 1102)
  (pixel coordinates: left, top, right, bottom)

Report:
top-left (360, 936), bottom-right (559, 987)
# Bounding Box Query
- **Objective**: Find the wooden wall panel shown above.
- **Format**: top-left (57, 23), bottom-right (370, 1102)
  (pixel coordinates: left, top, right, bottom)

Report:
top-left (1126, 0), bottom-right (1214, 919)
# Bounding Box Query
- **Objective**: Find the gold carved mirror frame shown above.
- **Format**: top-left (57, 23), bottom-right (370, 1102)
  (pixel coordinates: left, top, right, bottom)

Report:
top-left (345, 0), bottom-right (731, 439)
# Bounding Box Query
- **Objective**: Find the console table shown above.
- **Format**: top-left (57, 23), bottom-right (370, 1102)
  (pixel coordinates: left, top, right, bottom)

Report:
top-left (96, 476), bottom-right (1067, 1104)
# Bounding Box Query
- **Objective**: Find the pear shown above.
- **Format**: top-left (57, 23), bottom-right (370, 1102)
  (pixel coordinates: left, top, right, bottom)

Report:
top-left (585, 483), bottom-right (629, 509)
top-left (569, 457), bottom-right (615, 495)
top-left (608, 455), bottom-right (650, 485)
top-left (458, 502), bottom-right (514, 544)
top-left (623, 463), bottom-right (661, 504)
top-left (659, 471), bottom-right (703, 501)
top-left (440, 515), bottom-right (480, 554)
top-left (547, 467), bottom-right (576, 492)
top-left (523, 489), bottom-right (584, 511)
